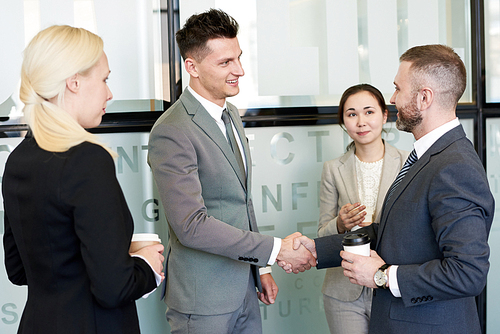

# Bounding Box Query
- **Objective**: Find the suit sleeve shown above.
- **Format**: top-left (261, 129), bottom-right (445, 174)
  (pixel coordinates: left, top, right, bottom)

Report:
top-left (3, 212), bottom-right (27, 285)
top-left (148, 122), bottom-right (273, 266)
top-left (397, 154), bottom-right (494, 306)
top-left (318, 161), bottom-right (341, 237)
top-left (62, 144), bottom-right (156, 308)
top-left (316, 224), bottom-right (378, 269)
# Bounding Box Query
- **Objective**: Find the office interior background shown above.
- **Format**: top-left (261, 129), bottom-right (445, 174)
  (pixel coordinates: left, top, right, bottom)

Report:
top-left (0, 0), bottom-right (499, 333)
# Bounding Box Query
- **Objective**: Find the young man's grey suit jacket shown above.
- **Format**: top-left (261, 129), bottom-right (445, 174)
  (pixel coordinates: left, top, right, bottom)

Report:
top-left (148, 89), bottom-right (274, 316)
top-left (315, 125), bottom-right (494, 334)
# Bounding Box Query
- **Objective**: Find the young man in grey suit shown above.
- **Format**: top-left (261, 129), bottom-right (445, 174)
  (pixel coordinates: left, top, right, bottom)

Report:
top-left (287, 44), bottom-right (495, 334)
top-left (148, 9), bottom-right (316, 334)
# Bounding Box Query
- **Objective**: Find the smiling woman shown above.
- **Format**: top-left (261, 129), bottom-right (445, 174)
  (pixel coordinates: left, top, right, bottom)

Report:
top-left (317, 83), bottom-right (409, 334)
top-left (342, 90), bottom-right (387, 151)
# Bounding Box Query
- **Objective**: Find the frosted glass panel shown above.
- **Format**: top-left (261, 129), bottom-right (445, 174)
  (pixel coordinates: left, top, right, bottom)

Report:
top-left (0, 0), bottom-right (167, 120)
top-left (256, 1), bottom-right (320, 97)
top-left (486, 118), bottom-right (500, 333)
top-left (485, 0), bottom-right (500, 102)
top-left (366, 0), bottom-right (399, 93)
top-left (180, 0), bottom-right (472, 110)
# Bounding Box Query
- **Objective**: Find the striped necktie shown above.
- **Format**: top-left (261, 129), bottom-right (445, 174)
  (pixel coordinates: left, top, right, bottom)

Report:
top-left (385, 149), bottom-right (418, 203)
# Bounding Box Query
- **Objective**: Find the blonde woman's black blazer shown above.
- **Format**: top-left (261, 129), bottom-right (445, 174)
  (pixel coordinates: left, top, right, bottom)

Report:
top-left (3, 137), bottom-right (156, 334)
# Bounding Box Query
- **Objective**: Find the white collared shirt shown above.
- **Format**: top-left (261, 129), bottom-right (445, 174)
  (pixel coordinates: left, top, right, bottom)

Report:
top-left (389, 118), bottom-right (460, 297)
top-left (187, 86), bottom-right (247, 173)
top-left (413, 118), bottom-right (460, 159)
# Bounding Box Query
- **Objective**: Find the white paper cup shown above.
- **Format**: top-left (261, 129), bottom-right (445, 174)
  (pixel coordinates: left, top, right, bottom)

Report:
top-left (351, 208), bottom-right (374, 231)
top-left (364, 208), bottom-right (374, 224)
top-left (343, 243), bottom-right (370, 256)
top-left (342, 233), bottom-right (371, 257)
top-left (130, 233), bottom-right (161, 253)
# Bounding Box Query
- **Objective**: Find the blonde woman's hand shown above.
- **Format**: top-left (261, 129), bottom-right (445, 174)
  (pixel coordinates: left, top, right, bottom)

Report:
top-left (132, 244), bottom-right (165, 278)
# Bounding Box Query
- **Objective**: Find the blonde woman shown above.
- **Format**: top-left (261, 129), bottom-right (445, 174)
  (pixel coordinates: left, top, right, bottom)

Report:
top-left (2, 25), bottom-right (164, 334)
top-left (318, 84), bottom-right (408, 334)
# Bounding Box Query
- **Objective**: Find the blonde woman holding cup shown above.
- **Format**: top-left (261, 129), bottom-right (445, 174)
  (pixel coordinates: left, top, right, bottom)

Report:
top-left (317, 84), bottom-right (408, 334)
top-left (2, 25), bottom-right (164, 334)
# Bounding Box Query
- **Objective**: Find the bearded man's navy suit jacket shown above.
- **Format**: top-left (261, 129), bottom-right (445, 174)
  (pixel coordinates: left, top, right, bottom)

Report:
top-left (315, 125), bottom-right (494, 334)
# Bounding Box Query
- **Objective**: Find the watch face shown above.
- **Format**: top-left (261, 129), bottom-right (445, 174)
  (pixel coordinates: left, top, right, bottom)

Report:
top-left (374, 270), bottom-right (387, 287)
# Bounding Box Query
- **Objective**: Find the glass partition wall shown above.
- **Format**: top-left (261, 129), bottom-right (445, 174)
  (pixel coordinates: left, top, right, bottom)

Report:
top-left (485, 2), bottom-right (500, 334)
top-left (179, 0), bottom-right (473, 112)
top-left (1, 0), bottom-right (499, 333)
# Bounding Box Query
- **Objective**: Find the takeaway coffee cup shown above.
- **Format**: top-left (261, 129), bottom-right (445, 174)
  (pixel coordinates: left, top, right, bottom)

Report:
top-left (363, 208), bottom-right (374, 224)
top-left (342, 233), bottom-right (371, 257)
top-left (129, 233), bottom-right (161, 253)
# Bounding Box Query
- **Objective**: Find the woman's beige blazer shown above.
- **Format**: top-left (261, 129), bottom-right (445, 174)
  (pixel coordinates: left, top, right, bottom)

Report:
top-left (317, 142), bottom-right (409, 301)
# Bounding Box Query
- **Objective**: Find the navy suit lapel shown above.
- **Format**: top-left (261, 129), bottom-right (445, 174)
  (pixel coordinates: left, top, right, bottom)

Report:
top-left (376, 125), bottom-right (466, 249)
top-left (376, 144), bottom-right (404, 217)
top-left (376, 155), bottom-right (429, 248)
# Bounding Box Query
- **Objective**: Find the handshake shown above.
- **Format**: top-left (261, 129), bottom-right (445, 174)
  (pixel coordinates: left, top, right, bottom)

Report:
top-left (276, 232), bottom-right (317, 274)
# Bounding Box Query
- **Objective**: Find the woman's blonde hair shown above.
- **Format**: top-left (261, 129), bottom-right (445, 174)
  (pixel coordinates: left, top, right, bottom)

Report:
top-left (20, 25), bottom-right (115, 156)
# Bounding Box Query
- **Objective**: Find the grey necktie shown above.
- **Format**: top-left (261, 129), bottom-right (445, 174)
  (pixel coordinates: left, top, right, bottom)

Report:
top-left (385, 149), bottom-right (418, 203)
top-left (221, 109), bottom-right (246, 180)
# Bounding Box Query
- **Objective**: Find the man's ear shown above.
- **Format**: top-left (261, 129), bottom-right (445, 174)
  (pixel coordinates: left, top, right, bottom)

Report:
top-left (184, 58), bottom-right (199, 78)
top-left (66, 74), bottom-right (80, 93)
top-left (417, 87), bottom-right (433, 111)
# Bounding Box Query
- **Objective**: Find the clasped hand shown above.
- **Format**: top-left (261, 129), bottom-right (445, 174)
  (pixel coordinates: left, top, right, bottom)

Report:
top-left (338, 202), bottom-right (369, 233)
top-left (341, 249), bottom-right (385, 288)
top-left (275, 234), bottom-right (387, 286)
top-left (131, 244), bottom-right (166, 282)
top-left (276, 232), bottom-right (317, 274)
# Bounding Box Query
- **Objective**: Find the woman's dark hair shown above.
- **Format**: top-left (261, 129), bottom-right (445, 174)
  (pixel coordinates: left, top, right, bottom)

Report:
top-left (338, 84), bottom-right (389, 151)
top-left (176, 8), bottom-right (239, 61)
top-left (338, 83), bottom-right (388, 126)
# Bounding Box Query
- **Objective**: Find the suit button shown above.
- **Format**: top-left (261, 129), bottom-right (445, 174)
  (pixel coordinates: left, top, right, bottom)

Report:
top-left (253, 258), bottom-right (258, 263)
top-left (428, 295), bottom-right (433, 301)
top-left (238, 257), bottom-right (244, 261)
top-left (411, 298), bottom-right (416, 304)
top-left (416, 297), bottom-right (422, 303)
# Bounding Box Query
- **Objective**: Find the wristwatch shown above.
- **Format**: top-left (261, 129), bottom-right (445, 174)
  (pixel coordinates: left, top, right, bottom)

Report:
top-left (374, 264), bottom-right (390, 289)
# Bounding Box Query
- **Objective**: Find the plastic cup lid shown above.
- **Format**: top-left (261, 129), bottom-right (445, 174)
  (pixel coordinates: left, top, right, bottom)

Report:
top-left (342, 233), bottom-right (370, 246)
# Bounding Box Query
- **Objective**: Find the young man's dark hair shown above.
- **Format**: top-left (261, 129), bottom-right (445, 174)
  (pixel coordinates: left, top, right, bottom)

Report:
top-left (176, 8), bottom-right (239, 62)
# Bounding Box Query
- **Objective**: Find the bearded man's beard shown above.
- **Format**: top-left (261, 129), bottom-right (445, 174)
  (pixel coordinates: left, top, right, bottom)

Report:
top-left (396, 94), bottom-right (423, 133)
